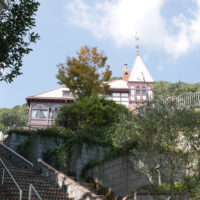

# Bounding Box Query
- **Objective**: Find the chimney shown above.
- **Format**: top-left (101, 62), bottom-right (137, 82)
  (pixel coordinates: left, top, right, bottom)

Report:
top-left (123, 64), bottom-right (130, 81)
top-left (124, 64), bottom-right (128, 70)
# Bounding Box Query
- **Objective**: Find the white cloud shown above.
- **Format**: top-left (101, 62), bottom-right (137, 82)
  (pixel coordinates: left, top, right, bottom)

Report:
top-left (66, 0), bottom-right (200, 58)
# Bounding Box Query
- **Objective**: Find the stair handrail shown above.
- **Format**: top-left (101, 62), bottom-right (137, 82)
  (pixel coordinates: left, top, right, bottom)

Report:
top-left (0, 142), bottom-right (34, 168)
top-left (38, 158), bottom-right (103, 200)
top-left (28, 184), bottom-right (42, 200)
top-left (0, 158), bottom-right (23, 200)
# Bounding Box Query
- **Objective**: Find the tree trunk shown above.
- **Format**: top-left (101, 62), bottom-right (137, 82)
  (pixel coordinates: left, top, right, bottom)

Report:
top-left (157, 169), bottom-right (162, 185)
top-left (170, 166), bottom-right (175, 200)
top-left (147, 174), bottom-right (154, 184)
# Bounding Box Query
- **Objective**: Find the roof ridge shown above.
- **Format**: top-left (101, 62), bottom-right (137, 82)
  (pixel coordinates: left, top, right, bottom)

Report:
top-left (27, 86), bottom-right (68, 98)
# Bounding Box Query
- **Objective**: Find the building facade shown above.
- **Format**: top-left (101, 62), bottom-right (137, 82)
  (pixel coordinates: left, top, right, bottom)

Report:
top-left (26, 52), bottom-right (154, 129)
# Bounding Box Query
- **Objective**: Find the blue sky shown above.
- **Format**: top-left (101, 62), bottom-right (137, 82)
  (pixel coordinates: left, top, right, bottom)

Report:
top-left (1, 0), bottom-right (200, 108)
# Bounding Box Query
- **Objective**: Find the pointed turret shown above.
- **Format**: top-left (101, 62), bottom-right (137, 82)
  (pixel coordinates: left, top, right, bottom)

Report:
top-left (128, 54), bottom-right (154, 82)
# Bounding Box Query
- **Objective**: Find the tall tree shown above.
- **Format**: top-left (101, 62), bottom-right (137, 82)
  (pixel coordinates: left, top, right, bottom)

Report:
top-left (0, 0), bottom-right (40, 82)
top-left (112, 100), bottom-right (200, 199)
top-left (56, 46), bottom-right (112, 99)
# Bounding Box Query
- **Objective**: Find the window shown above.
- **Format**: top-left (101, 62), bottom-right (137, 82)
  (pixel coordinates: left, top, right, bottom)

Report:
top-left (49, 105), bottom-right (62, 119)
top-left (121, 93), bottom-right (129, 97)
top-left (112, 93), bottom-right (120, 97)
top-left (136, 86), bottom-right (140, 89)
top-left (31, 110), bottom-right (48, 119)
top-left (32, 104), bottom-right (48, 109)
top-left (142, 90), bottom-right (146, 94)
top-left (136, 90), bottom-right (140, 94)
top-left (143, 96), bottom-right (146, 100)
top-left (142, 86), bottom-right (146, 89)
top-left (137, 96), bottom-right (141, 100)
top-left (49, 109), bottom-right (57, 119)
top-left (63, 91), bottom-right (71, 96)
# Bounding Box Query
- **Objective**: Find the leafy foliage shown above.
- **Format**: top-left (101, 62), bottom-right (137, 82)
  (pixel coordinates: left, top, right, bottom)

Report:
top-left (56, 46), bottom-right (112, 99)
top-left (131, 182), bottom-right (185, 193)
top-left (0, 0), bottom-right (40, 82)
top-left (112, 100), bottom-right (200, 199)
top-left (154, 81), bottom-right (200, 100)
top-left (0, 104), bottom-right (28, 130)
top-left (56, 95), bottom-right (130, 131)
top-left (184, 176), bottom-right (200, 200)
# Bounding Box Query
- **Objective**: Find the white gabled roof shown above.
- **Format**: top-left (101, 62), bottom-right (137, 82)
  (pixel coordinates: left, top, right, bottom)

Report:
top-left (31, 87), bottom-right (70, 98)
top-left (109, 80), bottom-right (128, 89)
top-left (128, 54), bottom-right (154, 82)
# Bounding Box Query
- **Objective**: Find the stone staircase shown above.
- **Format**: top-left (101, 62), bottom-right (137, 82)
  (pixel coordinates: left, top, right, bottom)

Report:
top-left (0, 154), bottom-right (73, 200)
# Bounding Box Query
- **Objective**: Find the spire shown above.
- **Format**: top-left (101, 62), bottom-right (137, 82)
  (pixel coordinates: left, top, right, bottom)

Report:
top-left (128, 55), bottom-right (154, 82)
top-left (135, 32), bottom-right (140, 55)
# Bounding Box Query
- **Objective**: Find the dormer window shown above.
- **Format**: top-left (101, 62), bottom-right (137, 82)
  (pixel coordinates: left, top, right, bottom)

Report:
top-left (63, 91), bottom-right (71, 96)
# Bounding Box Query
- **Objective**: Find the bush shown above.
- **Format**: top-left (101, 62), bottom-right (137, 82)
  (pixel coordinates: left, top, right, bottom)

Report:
top-left (56, 95), bottom-right (130, 131)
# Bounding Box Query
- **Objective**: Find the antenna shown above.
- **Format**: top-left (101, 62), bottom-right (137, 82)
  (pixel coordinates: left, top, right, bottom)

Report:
top-left (135, 32), bottom-right (140, 54)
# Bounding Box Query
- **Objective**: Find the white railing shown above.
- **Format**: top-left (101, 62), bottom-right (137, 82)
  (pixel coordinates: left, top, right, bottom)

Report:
top-left (0, 158), bottom-right (22, 200)
top-left (163, 92), bottom-right (200, 108)
top-left (28, 184), bottom-right (42, 200)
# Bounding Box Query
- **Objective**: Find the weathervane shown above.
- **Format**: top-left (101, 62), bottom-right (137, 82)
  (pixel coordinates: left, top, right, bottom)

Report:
top-left (135, 32), bottom-right (140, 54)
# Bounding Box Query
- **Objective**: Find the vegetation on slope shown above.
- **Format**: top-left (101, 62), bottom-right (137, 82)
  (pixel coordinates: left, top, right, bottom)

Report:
top-left (0, 104), bottom-right (28, 131)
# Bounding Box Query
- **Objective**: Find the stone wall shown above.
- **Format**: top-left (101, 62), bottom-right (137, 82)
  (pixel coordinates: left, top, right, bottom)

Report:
top-left (87, 155), bottom-right (150, 197)
top-left (5, 132), bottom-right (109, 180)
top-left (4, 132), bottom-right (28, 151)
top-left (25, 135), bottom-right (64, 164)
top-left (69, 143), bottom-right (109, 180)
top-left (123, 192), bottom-right (188, 200)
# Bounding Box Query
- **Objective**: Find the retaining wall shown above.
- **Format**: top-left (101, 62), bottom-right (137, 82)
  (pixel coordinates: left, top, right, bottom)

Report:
top-left (5, 132), bottom-right (109, 180)
top-left (87, 155), bottom-right (149, 197)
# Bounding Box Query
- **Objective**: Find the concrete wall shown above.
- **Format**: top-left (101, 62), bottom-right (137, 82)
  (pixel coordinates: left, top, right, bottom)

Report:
top-left (124, 192), bottom-right (188, 200)
top-left (26, 135), bottom-right (63, 164)
top-left (87, 155), bottom-right (150, 197)
top-left (4, 133), bottom-right (28, 151)
top-left (6, 133), bottom-right (109, 180)
top-left (69, 143), bottom-right (109, 180)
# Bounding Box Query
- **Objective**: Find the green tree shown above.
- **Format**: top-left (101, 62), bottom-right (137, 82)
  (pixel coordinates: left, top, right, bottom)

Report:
top-left (56, 46), bottom-right (112, 99)
top-left (112, 100), bottom-right (200, 200)
top-left (0, 104), bottom-right (28, 130)
top-left (154, 81), bottom-right (200, 100)
top-left (0, 0), bottom-right (40, 82)
top-left (56, 95), bottom-right (130, 131)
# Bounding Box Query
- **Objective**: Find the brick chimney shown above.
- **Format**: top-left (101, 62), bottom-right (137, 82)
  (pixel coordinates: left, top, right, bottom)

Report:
top-left (123, 64), bottom-right (130, 81)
